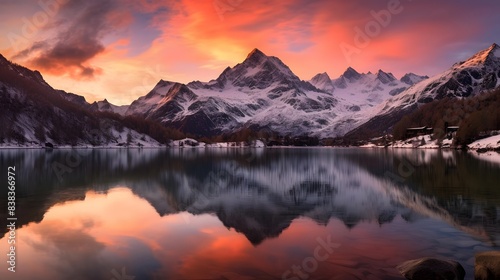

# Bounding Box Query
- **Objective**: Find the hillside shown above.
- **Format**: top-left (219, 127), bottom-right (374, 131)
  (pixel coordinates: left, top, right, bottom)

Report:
top-left (0, 54), bottom-right (183, 147)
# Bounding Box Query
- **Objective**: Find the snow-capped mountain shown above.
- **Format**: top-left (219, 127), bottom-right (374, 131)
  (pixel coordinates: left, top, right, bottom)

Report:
top-left (0, 54), bottom-right (162, 147)
top-left (309, 72), bottom-right (335, 93)
top-left (386, 43), bottom-right (500, 108)
top-left (4, 43), bottom-right (498, 142)
top-left (305, 68), bottom-right (429, 136)
top-left (125, 49), bottom-right (355, 137)
top-left (317, 68), bottom-right (426, 109)
top-left (207, 48), bottom-right (319, 92)
top-left (124, 49), bottom-right (429, 138)
top-left (89, 99), bottom-right (129, 115)
top-left (347, 43), bottom-right (500, 139)
top-left (400, 73), bottom-right (429, 86)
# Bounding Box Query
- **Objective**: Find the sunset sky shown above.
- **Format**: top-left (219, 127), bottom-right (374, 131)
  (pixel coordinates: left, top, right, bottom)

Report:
top-left (1, 0), bottom-right (499, 105)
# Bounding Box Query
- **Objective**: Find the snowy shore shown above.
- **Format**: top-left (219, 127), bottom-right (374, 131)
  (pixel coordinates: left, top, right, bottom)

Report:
top-left (361, 134), bottom-right (500, 164)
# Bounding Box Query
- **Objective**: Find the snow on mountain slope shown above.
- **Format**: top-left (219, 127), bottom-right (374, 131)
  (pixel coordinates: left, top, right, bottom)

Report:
top-left (330, 68), bottom-right (412, 107)
top-left (97, 44), bottom-right (499, 140)
top-left (401, 73), bottom-right (429, 86)
top-left (124, 48), bottom-right (431, 138)
top-left (0, 54), bottom-right (49, 87)
top-left (0, 54), bottom-right (163, 147)
top-left (346, 43), bottom-right (500, 140)
top-left (380, 43), bottom-right (500, 115)
top-left (468, 133), bottom-right (500, 150)
top-left (126, 80), bottom-right (177, 115)
top-left (125, 49), bottom-right (365, 137)
top-left (206, 48), bottom-right (315, 91)
top-left (309, 72), bottom-right (335, 93)
top-left (306, 68), bottom-right (428, 135)
top-left (89, 99), bottom-right (129, 115)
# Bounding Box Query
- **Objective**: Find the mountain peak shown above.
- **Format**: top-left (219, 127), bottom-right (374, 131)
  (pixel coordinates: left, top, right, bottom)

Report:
top-left (0, 53), bottom-right (7, 64)
top-left (144, 80), bottom-right (177, 99)
top-left (0, 53), bottom-right (50, 87)
top-left (342, 67), bottom-right (361, 81)
top-left (376, 69), bottom-right (396, 84)
top-left (246, 48), bottom-right (267, 61)
top-left (485, 43), bottom-right (500, 58)
top-left (489, 43), bottom-right (499, 50)
top-left (460, 43), bottom-right (500, 68)
top-left (209, 48), bottom-right (303, 90)
top-left (155, 79), bottom-right (176, 88)
top-left (311, 72), bottom-right (331, 80)
top-left (310, 72), bottom-right (334, 93)
top-left (400, 73), bottom-right (428, 86)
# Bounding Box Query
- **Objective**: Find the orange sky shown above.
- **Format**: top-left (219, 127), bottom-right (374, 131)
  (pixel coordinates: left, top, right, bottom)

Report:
top-left (1, 0), bottom-right (499, 105)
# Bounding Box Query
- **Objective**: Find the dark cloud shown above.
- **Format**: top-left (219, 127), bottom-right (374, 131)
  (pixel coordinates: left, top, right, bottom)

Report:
top-left (15, 0), bottom-right (125, 80)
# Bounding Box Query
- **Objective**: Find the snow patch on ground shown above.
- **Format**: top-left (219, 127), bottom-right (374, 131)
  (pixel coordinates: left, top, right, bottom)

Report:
top-left (361, 135), bottom-right (454, 149)
top-left (467, 134), bottom-right (500, 165)
top-left (468, 134), bottom-right (500, 150)
top-left (171, 138), bottom-right (206, 148)
top-left (170, 138), bottom-right (266, 148)
top-left (391, 134), bottom-right (441, 149)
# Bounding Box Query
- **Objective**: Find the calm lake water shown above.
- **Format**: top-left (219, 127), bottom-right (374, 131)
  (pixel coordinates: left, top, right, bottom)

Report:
top-left (0, 148), bottom-right (499, 280)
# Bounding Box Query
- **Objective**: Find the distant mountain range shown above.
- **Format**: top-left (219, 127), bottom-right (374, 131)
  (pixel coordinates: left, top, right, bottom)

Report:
top-left (0, 43), bottom-right (499, 146)
top-left (120, 48), bottom-right (429, 138)
top-left (0, 54), bottom-right (177, 147)
top-left (346, 43), bottom-right (500, 140)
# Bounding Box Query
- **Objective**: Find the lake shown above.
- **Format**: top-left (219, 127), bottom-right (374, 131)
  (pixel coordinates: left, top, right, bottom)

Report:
top-left (0, 148), bottom-right (499, 280)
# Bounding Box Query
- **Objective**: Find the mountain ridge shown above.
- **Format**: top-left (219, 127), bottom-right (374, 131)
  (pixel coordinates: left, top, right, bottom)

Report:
top-left (122, 48), bottom-right (433, 138)
top-left (346, 43), bottom-right (500, 141)
top-left (0, 55), bottom-right (183, 147)
top-left (2, 43), bottom-right (499, 143)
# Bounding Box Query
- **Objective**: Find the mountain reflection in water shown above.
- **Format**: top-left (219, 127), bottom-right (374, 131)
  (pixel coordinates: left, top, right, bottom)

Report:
top-left (0, 148), bottom-right (499, 279)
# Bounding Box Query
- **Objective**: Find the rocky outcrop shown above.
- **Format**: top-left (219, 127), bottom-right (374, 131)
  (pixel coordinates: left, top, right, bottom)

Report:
top-left (397, 258), bottom-right (465, 280)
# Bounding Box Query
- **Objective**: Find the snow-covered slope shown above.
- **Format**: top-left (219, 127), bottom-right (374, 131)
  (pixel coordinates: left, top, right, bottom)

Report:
top-left (44, 43), bottom-right (498, 141)
top-left (347, 43), bottom-right (500, 140)
top-left (124, 49), bottom-right (429, 138)
top-left (467, 134), bottom-right (500, 165)
top-left (306, 68), bottom-right (429, 136)
top-left (0, 54), bottom-right (162, 147)
top-left (309, 72), bottom-right (335, 93)
top-left (89, 99), bottom-right (129, 115)
top-left (400, 73), bottom-right (429, 86)
top-left (381, 43), bottom-right (500, 114)
top-left (468, 133), bottom-right (500, 150)
top-left (125, 49), bottom-right (363, 137)
top-left (323, 68), bottom-right (424, 112)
